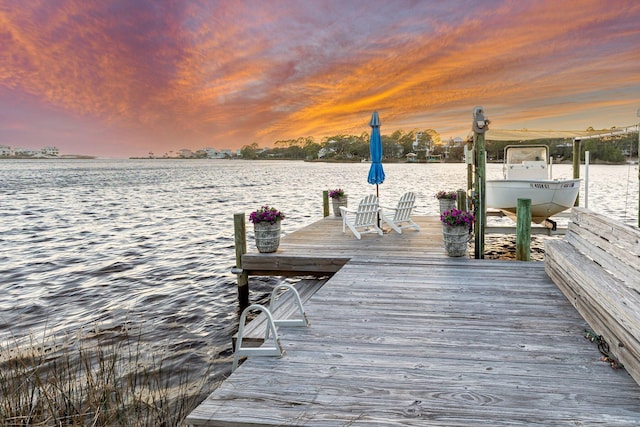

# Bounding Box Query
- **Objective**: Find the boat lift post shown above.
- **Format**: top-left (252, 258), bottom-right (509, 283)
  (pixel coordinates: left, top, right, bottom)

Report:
top-left (572, 139), bottom-right (581, 207)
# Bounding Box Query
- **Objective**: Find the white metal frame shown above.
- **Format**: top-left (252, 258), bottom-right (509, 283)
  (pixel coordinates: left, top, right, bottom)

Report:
top-left (232, 284), bottom-right (309, 372)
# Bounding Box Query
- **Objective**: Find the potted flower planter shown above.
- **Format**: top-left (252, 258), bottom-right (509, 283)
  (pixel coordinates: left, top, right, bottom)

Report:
top-left (435, 190), bottom-right (458, 215)
top-left (440, 208), bottom-right (474, 257)
top-left (438, 198), bottom-right (456, 215)
top-left (442, 224), bottom-right (469, 257)
top-left (329, 188), bottom-right (347, 217)
top-left (331, 196), bottom-right (348, 217)
top-left (254, 220), bottom-right (282, 253)
top-left (249, 205), bottom-right (285, 253)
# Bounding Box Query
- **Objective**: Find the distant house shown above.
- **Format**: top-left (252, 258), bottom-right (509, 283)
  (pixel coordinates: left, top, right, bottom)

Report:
top-left (199, 147), bottom-right (219, 158)
top-left (0, 145), bottom-right (11, 156)
top-left (178, 148), bottom-right (193, 158)
top-left (41, 146), bottom-right (60, 157)
top-left (196, 147), bottom-right (234, 158)
top-left (13, 147), bottom-right (41, 157)
top-left (318, 147), bottom-right (336, 159)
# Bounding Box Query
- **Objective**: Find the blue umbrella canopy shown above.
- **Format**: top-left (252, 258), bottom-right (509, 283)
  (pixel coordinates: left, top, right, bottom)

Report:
top-left (367, 111), bottom-right (385, 185)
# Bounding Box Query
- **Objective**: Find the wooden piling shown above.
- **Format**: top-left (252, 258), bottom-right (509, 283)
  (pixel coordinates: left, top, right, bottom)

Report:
top-left (473, 131), bottom-right (486, 259)
top-left (234, 212), bottom-right (249, 309)
top-left (456, 189), bottom-right (467, 211)
top-left (516, 198), bottom-right (531, 261)
top-left (322, 191), bottom-right (330, 217)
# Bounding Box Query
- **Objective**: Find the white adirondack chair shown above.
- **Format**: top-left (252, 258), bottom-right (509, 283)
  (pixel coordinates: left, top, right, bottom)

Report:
top-left (380, 192), bottom-right (420, 234)
top-left (340, 195), bottom-right (383, 239)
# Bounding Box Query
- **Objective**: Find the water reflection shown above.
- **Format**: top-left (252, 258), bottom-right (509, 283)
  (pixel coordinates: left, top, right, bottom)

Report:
top-left (0, 159), bottom-right (637, 386)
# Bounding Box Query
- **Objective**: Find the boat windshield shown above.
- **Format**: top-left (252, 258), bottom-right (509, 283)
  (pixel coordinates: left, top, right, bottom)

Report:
top-left (505, 146), bottom-right (547, 164)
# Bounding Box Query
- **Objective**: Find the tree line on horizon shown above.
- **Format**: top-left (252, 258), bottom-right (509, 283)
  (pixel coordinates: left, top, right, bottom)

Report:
top-left (240, 128), bottom-right (638, 163)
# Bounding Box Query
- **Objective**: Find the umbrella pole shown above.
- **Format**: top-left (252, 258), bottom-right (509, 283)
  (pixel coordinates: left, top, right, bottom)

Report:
top-left (376, 184), bottom-right (381, 228)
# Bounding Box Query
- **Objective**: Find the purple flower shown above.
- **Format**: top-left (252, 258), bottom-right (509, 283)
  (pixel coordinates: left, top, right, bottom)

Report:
top-left (329, 188), bottom-right (345, 199)
top-left (249, 205), bottom-right (285, 224)
top-left (435, 190), bottom-right (457, 200)
top-left (440, 209), bottom-right (474, 227)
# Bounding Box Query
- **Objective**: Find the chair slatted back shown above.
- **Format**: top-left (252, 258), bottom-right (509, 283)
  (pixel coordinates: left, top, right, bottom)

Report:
top-left (393, 192), bottom-right (416, 222)
top-left (354, 195), bottom-right (379, 227)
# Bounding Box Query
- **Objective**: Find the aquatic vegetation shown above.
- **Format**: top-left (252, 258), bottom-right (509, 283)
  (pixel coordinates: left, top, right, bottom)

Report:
top-left (0, 326), bottom-right (218, 426)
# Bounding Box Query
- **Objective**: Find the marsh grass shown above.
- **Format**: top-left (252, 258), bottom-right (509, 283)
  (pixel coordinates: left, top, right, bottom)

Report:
top-left (0, 325), bottom-right (216, 426)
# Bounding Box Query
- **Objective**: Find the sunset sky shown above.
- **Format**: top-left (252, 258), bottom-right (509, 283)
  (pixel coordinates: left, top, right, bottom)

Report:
top-left (1, 0), bottom-right (639, 158)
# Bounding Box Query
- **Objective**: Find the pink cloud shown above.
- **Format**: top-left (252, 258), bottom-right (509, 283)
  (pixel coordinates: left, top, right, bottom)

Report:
top-left (0, 0), bottom-right (638, 157)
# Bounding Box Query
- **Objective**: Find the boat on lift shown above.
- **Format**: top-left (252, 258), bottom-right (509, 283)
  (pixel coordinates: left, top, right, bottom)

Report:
top-left (486, 145), bottom-right (580, 223)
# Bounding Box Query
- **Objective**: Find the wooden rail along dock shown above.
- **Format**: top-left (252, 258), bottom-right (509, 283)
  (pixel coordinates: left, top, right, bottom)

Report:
top-left (546, 207), bottom-right (640, 384)
top-left (187, 212), bottom-right (640, 426)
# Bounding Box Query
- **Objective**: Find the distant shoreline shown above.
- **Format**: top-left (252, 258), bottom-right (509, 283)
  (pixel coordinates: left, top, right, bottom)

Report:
top-left (1, 155), bottom-right (96, 160)
top-left (2, 156), bottom-right (635, 165)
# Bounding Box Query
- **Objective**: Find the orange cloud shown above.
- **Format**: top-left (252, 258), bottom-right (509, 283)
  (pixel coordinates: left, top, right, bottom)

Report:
top-left (1, 0), bottom-right (638, 157)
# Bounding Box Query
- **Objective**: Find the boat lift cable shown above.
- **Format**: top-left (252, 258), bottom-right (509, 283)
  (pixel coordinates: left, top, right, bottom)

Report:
top-left (570, 124), bottom-right (639, 142)
top-left (572, 123), bottom-right (639, 225)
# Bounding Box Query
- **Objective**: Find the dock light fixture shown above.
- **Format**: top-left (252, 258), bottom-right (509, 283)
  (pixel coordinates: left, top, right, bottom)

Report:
top-left (473, 106), bottom-right (490, 133)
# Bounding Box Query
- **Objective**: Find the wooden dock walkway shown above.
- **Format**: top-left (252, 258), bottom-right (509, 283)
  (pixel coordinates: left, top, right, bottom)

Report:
top-left (187, 216), bottom-right (640, 426)
top-left (239, 216), bottom-right (449, 276)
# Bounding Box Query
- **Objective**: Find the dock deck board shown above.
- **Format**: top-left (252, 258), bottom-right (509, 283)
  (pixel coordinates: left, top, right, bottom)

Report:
top-left (187, 216), bottom-right (640, 426)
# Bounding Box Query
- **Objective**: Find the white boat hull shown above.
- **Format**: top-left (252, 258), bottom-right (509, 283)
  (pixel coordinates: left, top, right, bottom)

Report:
top-left (486, 179), bottom-right (580, 223)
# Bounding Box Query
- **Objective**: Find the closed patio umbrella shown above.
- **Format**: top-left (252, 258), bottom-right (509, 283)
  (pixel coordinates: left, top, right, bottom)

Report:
top-left (367, 111), bottom-right (385, 190)
top-left (367, 111), bottom-right (385, 227)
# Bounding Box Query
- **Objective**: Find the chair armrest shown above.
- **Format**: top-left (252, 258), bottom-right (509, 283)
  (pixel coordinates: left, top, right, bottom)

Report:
top-left (339, 206), bottom-right (357, 215)
top-left (379, 204), bottom-right (397, 211)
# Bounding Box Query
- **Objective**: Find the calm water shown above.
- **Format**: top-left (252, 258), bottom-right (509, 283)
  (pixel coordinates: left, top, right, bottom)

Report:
top-left (1, 159), bottom-right (638, 384)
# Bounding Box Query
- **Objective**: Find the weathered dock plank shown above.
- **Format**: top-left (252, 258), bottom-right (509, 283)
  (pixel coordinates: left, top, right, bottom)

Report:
top-left (188, 256), bottom-right (640, 425)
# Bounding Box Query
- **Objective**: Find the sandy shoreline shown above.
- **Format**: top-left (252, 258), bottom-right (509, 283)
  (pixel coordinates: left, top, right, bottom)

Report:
top-left (470, 234), bottom-right (562, 261)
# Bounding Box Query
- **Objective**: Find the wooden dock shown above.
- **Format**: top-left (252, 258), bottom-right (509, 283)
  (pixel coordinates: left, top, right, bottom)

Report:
top-left (239, 216), bottom-right (449, 276)
top-left (187, 216), bottom-right (640, 426)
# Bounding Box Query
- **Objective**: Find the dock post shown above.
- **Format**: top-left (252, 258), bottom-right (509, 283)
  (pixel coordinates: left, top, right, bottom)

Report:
top-left (516, 199), bottom-right (531, 261)
top-left (472, 107), bottom-right (489, 259)
top-left (234, 212), bottom-right (249, 309)
top-left (322, 191), bottom-right (330, 217)
top-left (456, 189), bottom-right (467, 211)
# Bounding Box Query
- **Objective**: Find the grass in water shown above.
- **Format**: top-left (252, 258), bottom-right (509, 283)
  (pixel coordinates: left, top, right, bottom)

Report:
top-left (0, 325), bottom-right (217, 426)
